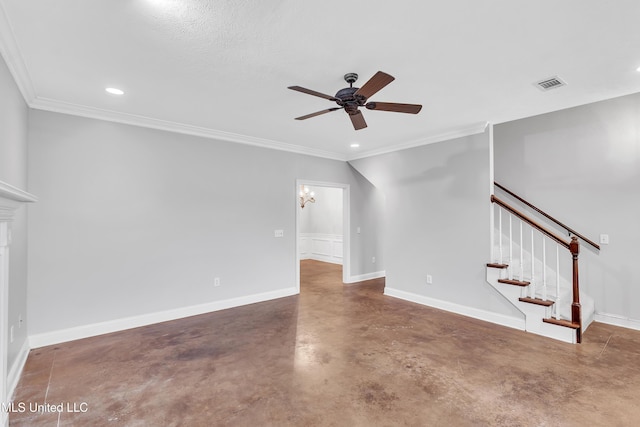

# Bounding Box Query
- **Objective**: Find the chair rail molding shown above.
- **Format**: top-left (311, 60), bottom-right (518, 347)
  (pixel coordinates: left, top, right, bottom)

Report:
top-left (0, 180), bottom-right (36, 427)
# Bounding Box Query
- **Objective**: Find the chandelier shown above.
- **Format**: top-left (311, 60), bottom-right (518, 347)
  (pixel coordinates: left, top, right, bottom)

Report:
top-left (299, 186), bottom-right (315, 208)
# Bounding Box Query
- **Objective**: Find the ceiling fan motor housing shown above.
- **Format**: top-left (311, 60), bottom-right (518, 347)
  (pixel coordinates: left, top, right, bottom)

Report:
top-left (335, 86), bottom-right (366, 114)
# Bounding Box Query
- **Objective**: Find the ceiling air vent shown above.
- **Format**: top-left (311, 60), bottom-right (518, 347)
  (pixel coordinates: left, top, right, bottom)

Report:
top-left (535, 76), bottom-right (566, 91)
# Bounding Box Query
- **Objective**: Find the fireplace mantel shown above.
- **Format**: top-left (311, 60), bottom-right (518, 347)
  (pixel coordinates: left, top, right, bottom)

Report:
top-left (0, 180), bottom-right (36, 427)
top-left (0, 181), bottom-right (37, 220)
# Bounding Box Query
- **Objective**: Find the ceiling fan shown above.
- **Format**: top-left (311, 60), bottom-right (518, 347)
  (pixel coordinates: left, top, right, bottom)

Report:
top-left (288, 71), bottom-right (422, 130)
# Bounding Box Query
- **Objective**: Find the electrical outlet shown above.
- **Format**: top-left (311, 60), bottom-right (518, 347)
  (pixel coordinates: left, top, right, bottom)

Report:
top-left (372, 256), bottom-right (376, 264)
top-left (426, 275), bottom-right (433, 285)
top-left (214, 277), bottom-right (221, 287)
top-left (600, 234), bottom-right (609, 245)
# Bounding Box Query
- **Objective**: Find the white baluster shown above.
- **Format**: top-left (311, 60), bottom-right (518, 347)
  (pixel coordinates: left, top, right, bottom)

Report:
top-left (498, 208), bottom-right (503, 264)
top-left (530, 228), bottom-right (535, 298)
top-left (555, 245), bottom-right (561, 320)
top-left (519, 221), bottom-right (524, 281)
top-left (508, 215), bottom-right (513, 280)
top-left (542, 238), bottom-right (547, 301)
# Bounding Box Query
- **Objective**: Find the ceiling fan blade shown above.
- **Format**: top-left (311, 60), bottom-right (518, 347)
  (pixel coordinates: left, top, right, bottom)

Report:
top-left (288, 86), bottom-right (338, 101)
top-left (365, 102), bottom-right (422, 114)
top-left (354, 71), bottom-right (395, 100)
top-left (295, 107), bottom-right (342, 120)
top-left (349, 111), bottom-right (367, 130)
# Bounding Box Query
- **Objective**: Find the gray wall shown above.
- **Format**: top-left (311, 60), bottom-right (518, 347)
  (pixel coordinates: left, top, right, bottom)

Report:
top-left (27, 110), bottom-right (383, 336)
top-left (350, 129), bottom-right (519, 317)
top-left (299, 185), bottom-right (343, 235)
top-left (0, 54), bottom-right (29, 373)
top-left (494, 92), bottom-right (640, 324)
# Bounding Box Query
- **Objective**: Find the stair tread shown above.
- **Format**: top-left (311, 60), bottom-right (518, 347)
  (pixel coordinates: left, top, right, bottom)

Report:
top-left (487, 263), bottom-right (509, 269)
top-left (498, 278), bottom-right (530, 287)
top-left (543, 318), bottom-right (580, 329)
top-left (519, 297), bottom-right (554, 307)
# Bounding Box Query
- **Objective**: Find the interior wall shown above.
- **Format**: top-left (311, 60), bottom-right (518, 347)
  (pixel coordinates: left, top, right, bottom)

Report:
top-left (348, 164), bottom-right (386, 276)
top-left (0, 53), bottom-right (29, 374)
top-left (494, 92), bottom-right (640, 326)
top-left (350, 128), bottom-right (520, 320)
top-left (26, 109), bottom-right (383, 338)
top-left (299, 186), bottom-right (343, 235)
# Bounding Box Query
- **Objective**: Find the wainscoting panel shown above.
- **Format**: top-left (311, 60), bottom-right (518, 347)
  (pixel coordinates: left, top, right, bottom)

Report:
top-left (299, 233), bottom-right (343, 265)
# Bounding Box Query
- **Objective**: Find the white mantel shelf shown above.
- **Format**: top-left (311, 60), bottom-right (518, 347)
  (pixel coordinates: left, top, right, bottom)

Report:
top-left (1, 179), bottom-right (36, 427)
top-left (0, 181), bottom-right (37, 205)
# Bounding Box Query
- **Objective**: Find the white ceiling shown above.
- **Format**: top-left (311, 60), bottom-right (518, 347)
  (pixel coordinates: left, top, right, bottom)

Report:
top-left (2, 0), bottom-right (640, 160)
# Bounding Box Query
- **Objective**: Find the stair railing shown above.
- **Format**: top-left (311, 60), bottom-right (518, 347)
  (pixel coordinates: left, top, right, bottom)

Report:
top-left (491, 194), bottom-right (583, 342)
top-left (494, 182), bottom-right (600, 251)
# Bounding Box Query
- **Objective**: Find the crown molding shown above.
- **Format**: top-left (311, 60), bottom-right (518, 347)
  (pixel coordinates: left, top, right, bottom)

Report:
top-left (30, 96), bottom-right (348, 161)
top-left (347, 121), bottom-right (489, 161)
top-left (30, 96), bottom-right (489, 163)
top-left (1, 3), bottom-right (487, 164)
top-left (0, 1), bottom-right (36, 103)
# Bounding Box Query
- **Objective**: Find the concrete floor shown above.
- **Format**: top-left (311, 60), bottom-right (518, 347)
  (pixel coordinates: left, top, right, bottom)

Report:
top-left (9, 260), bottom-right (640, 426)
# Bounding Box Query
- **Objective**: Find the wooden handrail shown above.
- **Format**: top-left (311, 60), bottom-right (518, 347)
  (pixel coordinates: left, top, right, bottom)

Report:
top-left (491, 194), bottom-right (582, 343)
top-left (494, 182), bottom-right (600, 250)
top-left (491, 195), bottom-right (570, 249)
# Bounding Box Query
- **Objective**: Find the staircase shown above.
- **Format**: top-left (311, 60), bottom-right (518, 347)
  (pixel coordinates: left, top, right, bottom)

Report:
top-left (486, 184), bottom-right (598, 344)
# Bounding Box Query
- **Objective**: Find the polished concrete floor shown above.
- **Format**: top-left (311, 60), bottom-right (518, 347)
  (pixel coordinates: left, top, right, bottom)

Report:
top-left (10, 260), bottom-right (640, 426)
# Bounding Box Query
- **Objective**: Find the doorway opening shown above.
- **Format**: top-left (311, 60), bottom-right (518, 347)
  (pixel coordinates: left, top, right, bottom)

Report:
top-left (295, 180), bottom-right (350, 292)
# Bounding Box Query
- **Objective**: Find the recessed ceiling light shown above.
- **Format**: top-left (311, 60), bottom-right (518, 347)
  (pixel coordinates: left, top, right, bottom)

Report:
top-left (350, 143), bottom-right (360, 148)
top-left (105, 87), bottom-right (124, 95)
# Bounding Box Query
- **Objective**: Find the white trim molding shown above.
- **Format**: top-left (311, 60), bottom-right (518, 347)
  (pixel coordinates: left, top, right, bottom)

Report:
top-left (2, 1), bottom-right (487, 165)
top-left (0, 181), bottom-right (36, 427)
top-left (0, 181), bottom-right (37, 219)
top-left (2, 2), bottom-right (488, 165)
top-left (299, 233), bottom-right (343, 265)
top-left (345, 270), bottom-right (386, 284)
top-left (384, 287), bottom-right (525, 331)
top-left (29, 287), bottom-right (297, 349)
top-left (0, 2), bottom-right (36, 104)
top-left (595, 312), bottom-right (640, 331)
top-left (348, 122), bottom-right (489, 161)
top-left (7, 340), bottom-right (28, 401)
top-left (30, 97), bottom-right (347, 161)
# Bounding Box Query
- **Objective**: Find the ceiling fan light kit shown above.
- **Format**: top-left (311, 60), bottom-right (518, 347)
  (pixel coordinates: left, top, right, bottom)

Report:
top-left (288, 71), bottom-right (422, 130)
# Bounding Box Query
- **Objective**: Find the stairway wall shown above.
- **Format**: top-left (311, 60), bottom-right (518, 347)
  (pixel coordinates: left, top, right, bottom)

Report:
top-left (494, 91), bottom-right (640, 329)
top-left (350, 127), bottom-right (522, 323)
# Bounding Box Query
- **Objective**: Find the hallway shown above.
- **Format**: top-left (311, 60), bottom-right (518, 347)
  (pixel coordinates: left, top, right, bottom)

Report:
top-left (10, 260), bottom-right (640, 426)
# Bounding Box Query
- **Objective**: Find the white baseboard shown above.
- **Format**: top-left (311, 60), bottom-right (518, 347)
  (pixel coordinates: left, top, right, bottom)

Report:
top-left (384, 287), bottom-right (525, 331)
top-left (29, 287), bottom-right (298, 349)
top-left (345, 270), bottom-right (385, 284)
top-left (7, 340), bottom-right (30, 400)
top-left (594, 312), bottom-right (640, 331)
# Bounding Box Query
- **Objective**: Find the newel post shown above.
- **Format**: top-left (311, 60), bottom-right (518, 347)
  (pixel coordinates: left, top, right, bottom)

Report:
top-left (570, 236), bottom-right (582, 343)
